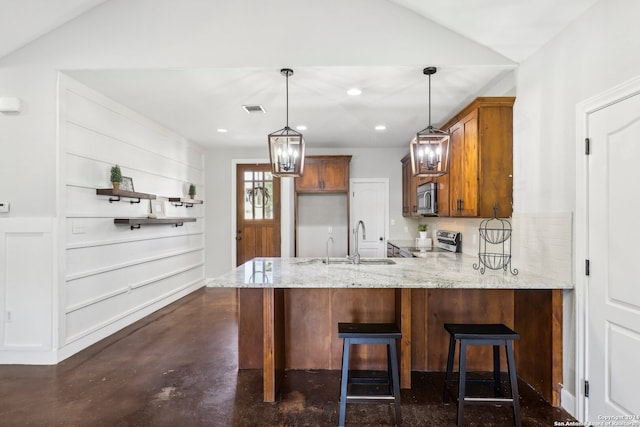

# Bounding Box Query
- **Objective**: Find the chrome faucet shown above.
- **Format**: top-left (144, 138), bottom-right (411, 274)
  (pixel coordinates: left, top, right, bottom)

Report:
top-left (326, 236), bottom-right (334, 265)
top-left (352, 220), bottom-right (366, 265)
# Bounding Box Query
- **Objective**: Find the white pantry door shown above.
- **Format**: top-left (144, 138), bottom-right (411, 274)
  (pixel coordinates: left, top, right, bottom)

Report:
top-left (350, 179), bottom-right (388, 258)
top-left (587, 91), bottom-right (640, 422)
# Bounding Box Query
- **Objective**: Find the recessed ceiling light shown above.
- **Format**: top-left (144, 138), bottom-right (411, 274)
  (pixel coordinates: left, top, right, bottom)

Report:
top-left (375, 125), bottom-right (386, 131)
top-left (347, 88), bottom-right (362, 96)
top-left (296, 125), bottom-right (307, 131)
top-left (217, 128), bottom-right (228, 133)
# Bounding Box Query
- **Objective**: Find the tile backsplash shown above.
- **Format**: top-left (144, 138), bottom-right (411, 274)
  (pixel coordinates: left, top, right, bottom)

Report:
top-left (404, 212), bottom-right (573, 282)
top-left (511, 212), bottom-right (573, 282)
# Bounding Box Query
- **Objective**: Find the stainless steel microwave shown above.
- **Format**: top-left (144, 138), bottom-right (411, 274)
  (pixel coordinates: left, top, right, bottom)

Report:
top-left (417, 182), bottom-right (437, 215)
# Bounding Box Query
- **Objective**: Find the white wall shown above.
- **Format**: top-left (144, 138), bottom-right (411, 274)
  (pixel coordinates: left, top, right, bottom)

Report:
top-left (297, 194), bottom-right (348, 257)
top-left (56, 76), bottom-right (205, 361)
top-left (512, 0), bottom-right (640, 414)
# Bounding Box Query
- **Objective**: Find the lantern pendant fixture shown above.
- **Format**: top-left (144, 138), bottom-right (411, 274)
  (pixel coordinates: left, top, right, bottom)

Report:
top-left (410, 66), bottom-right (450, 177)
top-left (268, 68), bottom-right (305, 177)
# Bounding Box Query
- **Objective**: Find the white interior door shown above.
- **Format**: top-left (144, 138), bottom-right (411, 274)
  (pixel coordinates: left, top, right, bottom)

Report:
top-left (587, 91), bottom-right (640, 422)
top-left (350, 179), bottom-right (388, 258)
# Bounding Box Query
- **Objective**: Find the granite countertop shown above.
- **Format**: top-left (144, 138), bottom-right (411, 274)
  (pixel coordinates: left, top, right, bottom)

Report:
top-left (207, 256), bottom-right (573, 290)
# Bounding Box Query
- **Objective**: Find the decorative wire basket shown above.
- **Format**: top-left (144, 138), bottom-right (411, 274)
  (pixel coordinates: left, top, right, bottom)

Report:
top-left (473, 206), bottom-right (518, 275)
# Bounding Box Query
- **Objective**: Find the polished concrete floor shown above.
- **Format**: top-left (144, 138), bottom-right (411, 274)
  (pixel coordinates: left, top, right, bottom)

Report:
top-left (0, 288), bottom-right (577, 426)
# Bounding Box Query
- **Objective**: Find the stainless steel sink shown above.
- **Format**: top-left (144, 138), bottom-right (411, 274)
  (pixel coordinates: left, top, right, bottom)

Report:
top-left (322, 258), bottom-right (396, 265)
top-left (359, 258), bottom-right (396, 265)
top-left (321, 258), bottom-right (352, 264)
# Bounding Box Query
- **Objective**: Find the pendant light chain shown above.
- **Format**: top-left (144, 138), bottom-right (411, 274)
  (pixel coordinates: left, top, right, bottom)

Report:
top-left (428, 72), bottom-right (431, 128)
top-left (285, 71), bottom-right (289, 128)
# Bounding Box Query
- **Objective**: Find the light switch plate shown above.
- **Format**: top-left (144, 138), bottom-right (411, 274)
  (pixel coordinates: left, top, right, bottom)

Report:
top-left (0, 201), bottom-right (9, 213)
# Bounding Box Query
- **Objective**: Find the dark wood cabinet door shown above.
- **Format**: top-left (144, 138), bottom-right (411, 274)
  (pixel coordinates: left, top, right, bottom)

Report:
top-left (448, 110), bottom-right (478, 217)
top-left (321, 157), bottom-right (349, 191)
top-left (448, 121), bottom-right (464, 215)
top-left (295, 157), bottom-right (322, 192)
top-left (435, 174), bottom-right (450, 217)
top-left (294, 156), bottom-right (350, 193)
top-left (476, 106), bottom-right (514, 218)
top-left (459, 111), bottom-right (479, 216)
top-left (401, 155), bottom-right (414, 217)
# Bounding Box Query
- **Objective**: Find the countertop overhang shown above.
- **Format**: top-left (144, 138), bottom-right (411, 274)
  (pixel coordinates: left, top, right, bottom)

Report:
top-left (207, 255), bottom-right (573, 290)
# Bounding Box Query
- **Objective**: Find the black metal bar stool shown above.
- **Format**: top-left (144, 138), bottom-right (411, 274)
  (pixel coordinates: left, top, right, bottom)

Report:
top-left (443, 323), bottom-right (521, 427)
top-left (338, 322), bottom-right (402, 427)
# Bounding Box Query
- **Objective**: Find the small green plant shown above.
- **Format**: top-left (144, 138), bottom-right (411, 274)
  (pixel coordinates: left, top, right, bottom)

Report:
top-left (110, 164), bottom-right (122, 183)
top-left (418, 224), bottom-right (428, 232)
top-left (188, 183), bottom-right (196, 198)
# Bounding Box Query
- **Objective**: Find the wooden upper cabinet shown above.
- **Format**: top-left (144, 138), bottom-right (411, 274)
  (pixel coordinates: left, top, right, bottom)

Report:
top-left (401, 154), bottom-right (416, 217)
top-left (443, 97), bottom-right (514, 218)
top-left (295, 155), bottom-right (351, 193)
top-left (448, 110), bottom-right (479, 216)
top-left (434, 174), bottom-right (450, 217)
top-left (399, 97), bottom-right (514, 218)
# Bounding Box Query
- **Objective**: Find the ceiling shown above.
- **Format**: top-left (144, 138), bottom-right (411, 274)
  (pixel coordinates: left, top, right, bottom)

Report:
top-left (1, 0), bottom-right (599, 150)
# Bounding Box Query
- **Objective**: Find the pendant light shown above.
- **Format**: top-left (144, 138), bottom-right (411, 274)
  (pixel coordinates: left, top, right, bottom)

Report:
top-left (268, 68), bottom-right (305, 177)
top-left (410, 67), bottom-right (450, 177)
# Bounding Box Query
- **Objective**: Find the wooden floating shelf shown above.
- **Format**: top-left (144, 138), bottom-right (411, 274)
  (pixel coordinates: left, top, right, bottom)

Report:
top-left (114, 217), bottom-right (196, 230)
top-left (97, 188), bottom-right (156, 204)
top-left (168, 197), bottom-right (204, 207)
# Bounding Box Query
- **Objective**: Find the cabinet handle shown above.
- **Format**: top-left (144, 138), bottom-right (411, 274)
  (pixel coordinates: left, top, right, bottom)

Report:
top-left (412, 205), bottom-right (417, 214)
top-left (460, 199), bottom-right (464, 211)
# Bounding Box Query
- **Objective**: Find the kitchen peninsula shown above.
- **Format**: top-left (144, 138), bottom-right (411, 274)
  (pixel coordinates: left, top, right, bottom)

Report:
top-left (207, 255), bottom-right (572, 405)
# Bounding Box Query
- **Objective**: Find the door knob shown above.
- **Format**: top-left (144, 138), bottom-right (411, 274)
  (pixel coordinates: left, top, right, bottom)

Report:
top-left (379, 237), bottom-right (383, 241)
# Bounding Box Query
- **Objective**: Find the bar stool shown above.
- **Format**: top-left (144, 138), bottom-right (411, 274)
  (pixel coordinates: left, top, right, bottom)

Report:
top-left (443, 323), bottom-right (521, 427)
top-left (338, 322), bottom-right (402, 427)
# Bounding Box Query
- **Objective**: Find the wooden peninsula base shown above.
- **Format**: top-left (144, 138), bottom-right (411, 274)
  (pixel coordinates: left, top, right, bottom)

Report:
top-left (238, 287), bottom-right (563, 406)
top-left (208, 257), bottom-right (571, 406)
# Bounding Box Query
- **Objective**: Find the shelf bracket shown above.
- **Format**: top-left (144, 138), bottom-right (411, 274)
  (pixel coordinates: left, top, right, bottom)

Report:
top-left (174, 222), bottom-right (184, 227)
top-left (130, 224), bottom-right (141, 230)
top-left (185, 203), bottom-right (194, 208)
top-left (129, 198), bottom-right (141, 204)
top-left (109, 196), bottom-right (121, 203)
top-left (173, 202), bottom-right (184, 207)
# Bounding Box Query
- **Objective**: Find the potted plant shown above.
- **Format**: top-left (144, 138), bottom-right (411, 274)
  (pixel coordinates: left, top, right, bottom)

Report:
top-left (188, 183), bottom-right (196, 200)
top-left (110, 164), bottom-right (122, 190)
top-left (418, 223), bottom-right (428, 239)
